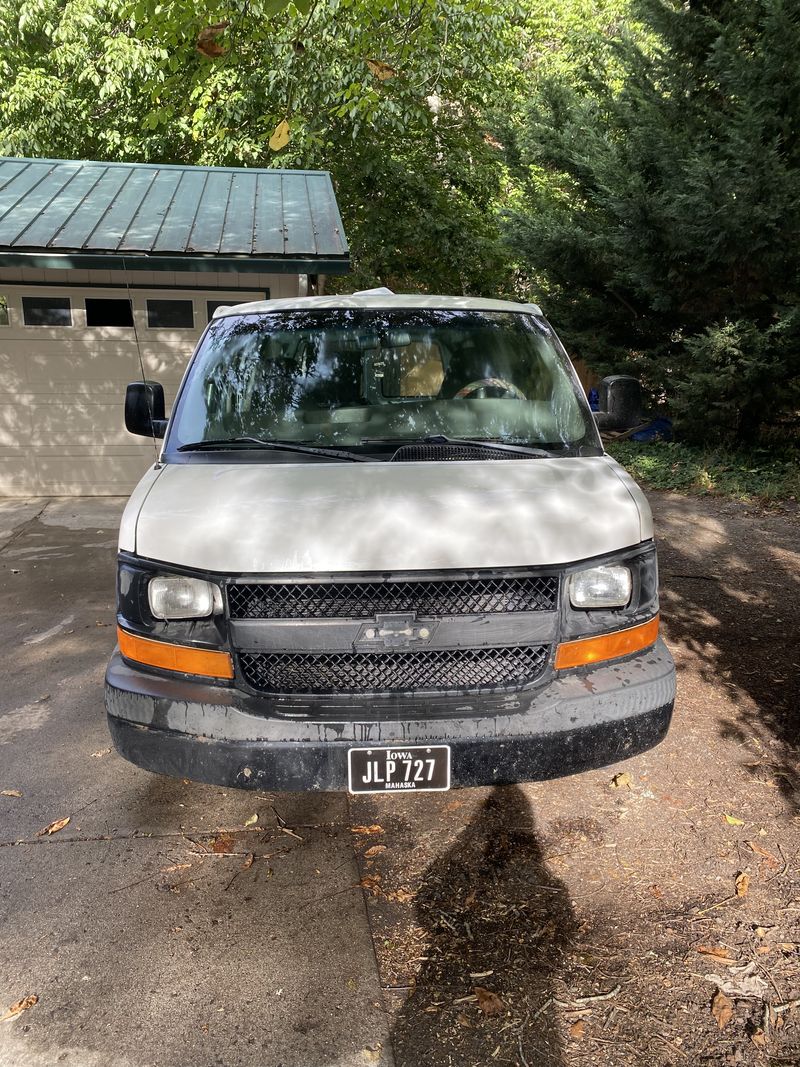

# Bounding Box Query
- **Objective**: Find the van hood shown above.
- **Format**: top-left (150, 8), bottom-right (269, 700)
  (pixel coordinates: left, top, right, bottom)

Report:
top-left (125, 456), bottom-right (651, 574)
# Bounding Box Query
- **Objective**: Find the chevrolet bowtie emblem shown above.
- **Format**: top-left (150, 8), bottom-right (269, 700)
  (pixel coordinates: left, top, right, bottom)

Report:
top-left (355, 613), bottom-right (438, 650)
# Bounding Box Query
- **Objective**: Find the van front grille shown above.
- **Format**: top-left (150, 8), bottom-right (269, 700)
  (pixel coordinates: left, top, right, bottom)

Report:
top-left (228, 575), bottom-right (558, 620)
top-left (238, 645), bottom-right (549, 695)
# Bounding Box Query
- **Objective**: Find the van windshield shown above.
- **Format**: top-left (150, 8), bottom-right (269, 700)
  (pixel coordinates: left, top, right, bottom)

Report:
top-left (165, 309), bottom-right (601, 457)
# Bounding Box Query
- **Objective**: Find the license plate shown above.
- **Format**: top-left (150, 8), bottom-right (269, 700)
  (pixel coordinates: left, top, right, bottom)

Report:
top-left (347, 745), bottom-right (451, 794)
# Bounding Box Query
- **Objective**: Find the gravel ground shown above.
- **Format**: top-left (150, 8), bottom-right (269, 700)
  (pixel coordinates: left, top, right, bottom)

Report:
top-left (349, 492), bottom-right (800, 1067)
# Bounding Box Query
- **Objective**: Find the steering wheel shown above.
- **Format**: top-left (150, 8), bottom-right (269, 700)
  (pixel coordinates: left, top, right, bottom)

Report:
top-left (454, 377), bottom-right (528, 400)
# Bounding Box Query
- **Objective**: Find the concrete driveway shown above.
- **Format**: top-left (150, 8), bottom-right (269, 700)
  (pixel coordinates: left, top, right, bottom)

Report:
top-left (0, 499), bottom-right (390, 1067)
top-left (1, 494), bottom-right (798, 1067)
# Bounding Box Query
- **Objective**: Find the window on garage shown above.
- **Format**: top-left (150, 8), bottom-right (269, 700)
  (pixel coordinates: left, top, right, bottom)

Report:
top-left (206, 294), bottom-right (268, 322)
top-left (22, 295), bottom-right (72, 326)
top-left (147, 299), bottom-right (194, 329)
top-left (85, 297), bottom-right (134, 327)
top-left (207, 300), bottom-right (234, 322)
top-left (0, 296), bottom-right (8, 326)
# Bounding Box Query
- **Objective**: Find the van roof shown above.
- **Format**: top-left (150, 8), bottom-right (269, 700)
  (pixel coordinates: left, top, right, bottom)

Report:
top-left (211, 292), bottom-right (544, 318)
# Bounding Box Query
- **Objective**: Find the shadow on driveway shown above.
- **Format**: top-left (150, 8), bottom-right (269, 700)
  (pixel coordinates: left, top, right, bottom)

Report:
top-left (653, 494), bottom-right (800, 813)
top-left (392, 785), bottom-right (574, 1067)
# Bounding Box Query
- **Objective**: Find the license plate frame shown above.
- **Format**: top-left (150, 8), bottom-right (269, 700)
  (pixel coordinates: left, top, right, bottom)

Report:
top-left (347, 744), bottom-right (451, 794)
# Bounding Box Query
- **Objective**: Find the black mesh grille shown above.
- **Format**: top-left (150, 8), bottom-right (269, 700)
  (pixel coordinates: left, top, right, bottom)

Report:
top-left (238, 645), bottom-right (549, 694)
top-left (390, 443), bottom-right (528, 462)
top-left (228, 575), bottom-right (558, 620)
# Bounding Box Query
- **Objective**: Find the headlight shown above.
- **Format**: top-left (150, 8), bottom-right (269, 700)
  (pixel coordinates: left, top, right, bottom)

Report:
top-left (569, 564), bottom-right (632, 609)
top-left (148, 576), bottom-right (221, 620)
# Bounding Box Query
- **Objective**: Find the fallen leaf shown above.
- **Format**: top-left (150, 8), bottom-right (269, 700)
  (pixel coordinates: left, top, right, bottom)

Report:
top-left (735, 872), bottom-right (750, 897)
top-left (243, 814), bottom-right (258, 827)
top-left (359, 874), bottom-right (382, 895)
top-left (648, 884), bottom-right (664, 899)
top-left (211, 833), bottom-right (236, 854)
top-left (464, 888), bottom-right (478, 908)
top-left (724, 813), bottom-right (745, 826)
top-left (696, 944), bottom-right (737, 964)
top-left (196, 21), bottom-right (229, 58)
top-left (748, 841), bottom-right (779, 869)
top-left (751, 1028), bottom-right (767, 1048)
top-left (385, 887), bottom-right (414, 903)
top-left (1, 994), bottom-right (38, 1022)
top-left (269, 119), bottom-right (290, 151)
top-left (366, 58), bottom-right (398, 80)
top-left (712, 990), bottom-right (734, 1030)
top-left (364, 844), bottom-right (387, 858)
top-left (456, 1012), bottom-right (472, 1028)
top-left (0, 789), bottom-right (22, 798)
top-left (610, 772), bottom-right (633, 790)
top-left (706, 962), bottom-right (768, 999)
top-left (350, 824), bottom-right (384, 835)
top-left (570, 1020), bottom-right (586, 1039)
top-left (37, 816), bottom-right (70, 836)
top-left (241, 853), bottom-right (255, 870)
top-left (473, 986), bottom-right (505, 1016)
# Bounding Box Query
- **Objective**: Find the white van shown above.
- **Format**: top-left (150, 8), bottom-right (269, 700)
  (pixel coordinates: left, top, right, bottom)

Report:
top-left (105, 292), bottom-right (675, 793)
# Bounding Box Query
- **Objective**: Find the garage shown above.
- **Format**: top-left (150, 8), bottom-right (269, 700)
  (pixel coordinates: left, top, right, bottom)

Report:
top-left (0, 156), bottom-right (349, 496)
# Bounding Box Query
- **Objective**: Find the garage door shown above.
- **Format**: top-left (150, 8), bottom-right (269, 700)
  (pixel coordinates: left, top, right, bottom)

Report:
top-left (0, 282), bottom-right (270, 496)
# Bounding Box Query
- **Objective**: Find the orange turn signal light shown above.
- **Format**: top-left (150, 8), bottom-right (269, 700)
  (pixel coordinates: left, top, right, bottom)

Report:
top-left (554, 615), bottom-right (659, 670)
top-left (118, 627), bottom-right (234, 680)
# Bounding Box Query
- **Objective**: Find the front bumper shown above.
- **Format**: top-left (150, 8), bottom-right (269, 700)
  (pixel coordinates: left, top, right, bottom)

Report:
top-left (104, 638), bottom-right (675, 791)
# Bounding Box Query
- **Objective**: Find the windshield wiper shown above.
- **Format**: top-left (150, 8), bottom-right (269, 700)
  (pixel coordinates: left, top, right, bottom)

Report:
top-left (362, 435), bottom-right (556, 458)
top-left (176, 437), bottom-right (369, 462)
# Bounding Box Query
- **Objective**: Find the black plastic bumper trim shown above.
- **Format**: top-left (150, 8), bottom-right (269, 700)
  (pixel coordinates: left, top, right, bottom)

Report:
top-left (107, 703), bottom-right (672, 792)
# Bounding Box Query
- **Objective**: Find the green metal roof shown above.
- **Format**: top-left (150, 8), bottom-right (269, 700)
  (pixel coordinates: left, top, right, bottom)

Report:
top-left (0, 157), bottom-right (349, 274)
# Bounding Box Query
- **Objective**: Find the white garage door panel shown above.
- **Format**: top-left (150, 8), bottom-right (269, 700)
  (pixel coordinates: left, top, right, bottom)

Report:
top-left (0, 456), bottom-right (35, 494)
top-left (25, 349), bottom-right (160, 386)
top-left (0, 280), bottom-right (271, 495)
top-left (0, 353), bottom-right (26, 392)
top-left (35, 455), bottom-right (156, 496)
top-left (0, 401), bottom-right (34, 445)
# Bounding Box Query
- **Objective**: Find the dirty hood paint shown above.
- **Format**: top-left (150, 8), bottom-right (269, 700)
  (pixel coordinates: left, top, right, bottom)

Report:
top-left (124, 455), bottom-right (651, 573)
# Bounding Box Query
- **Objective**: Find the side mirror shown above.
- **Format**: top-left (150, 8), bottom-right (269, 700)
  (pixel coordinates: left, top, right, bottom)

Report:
top-left (125, 381), bottom-right (167, 438)
top-left (595, 375), bottom-right (642, 431)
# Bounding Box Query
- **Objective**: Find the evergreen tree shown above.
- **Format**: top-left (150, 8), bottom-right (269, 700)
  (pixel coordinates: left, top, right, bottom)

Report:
top-left (508, 0), bottom-right (800, 445)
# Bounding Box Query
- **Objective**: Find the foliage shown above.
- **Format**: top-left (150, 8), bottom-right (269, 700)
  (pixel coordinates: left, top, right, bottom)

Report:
top-left (673, 311), bottom-right (800, 445)
top-left (507, 0), bottom-right (800, 446)
top-left (0, 0), bottom-right (526, 293)
top-left (609, 440), bottom-right (800, 504)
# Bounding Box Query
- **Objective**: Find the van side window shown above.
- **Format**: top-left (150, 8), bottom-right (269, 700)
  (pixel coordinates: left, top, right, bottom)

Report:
top-left (22, 296), bottom-right (72, 326)
top-left (0, 296), bottom-right (8, 326)
top-left (147, 299), bottom-right (194, 329)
